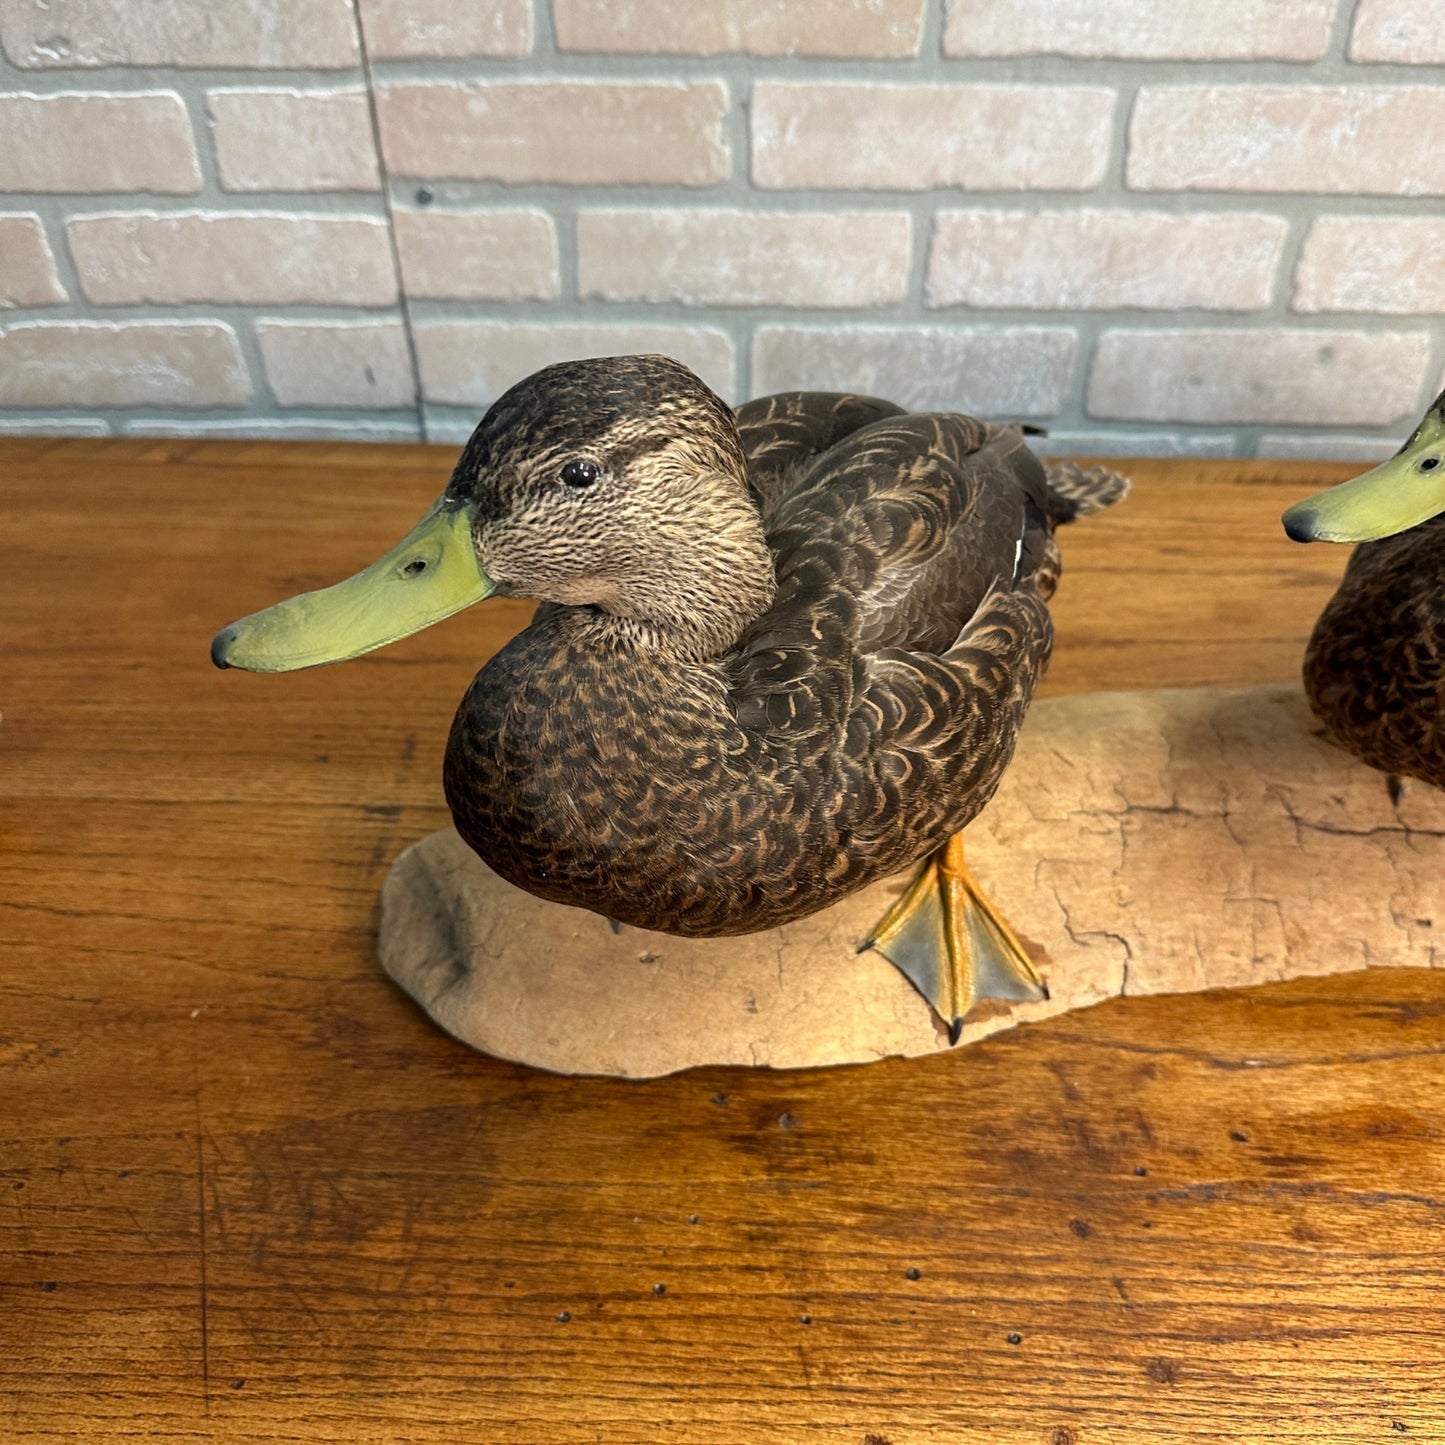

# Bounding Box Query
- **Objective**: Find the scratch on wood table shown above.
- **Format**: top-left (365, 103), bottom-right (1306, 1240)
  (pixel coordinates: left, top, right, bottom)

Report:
top-left (3, 439), bottom-right (1443, 1442)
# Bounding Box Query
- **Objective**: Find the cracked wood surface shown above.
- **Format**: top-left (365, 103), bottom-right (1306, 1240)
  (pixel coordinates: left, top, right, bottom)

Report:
top-left (5, 438), bottom-right (1444, 1442)
top-left (379, 687), bottom-right (1444, 1076)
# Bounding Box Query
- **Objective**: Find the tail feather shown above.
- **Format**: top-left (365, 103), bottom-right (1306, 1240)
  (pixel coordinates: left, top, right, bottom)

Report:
top-left (1045, 460), bottom-right (1130, 524)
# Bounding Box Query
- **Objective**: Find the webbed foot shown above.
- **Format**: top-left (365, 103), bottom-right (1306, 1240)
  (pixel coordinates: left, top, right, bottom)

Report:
top-left (862, 834), bottom-right (1047, 1040)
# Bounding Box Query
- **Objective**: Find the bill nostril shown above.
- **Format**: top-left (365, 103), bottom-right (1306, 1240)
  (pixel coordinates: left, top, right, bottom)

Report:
top-left (403, 558), bottom-right (428, 577)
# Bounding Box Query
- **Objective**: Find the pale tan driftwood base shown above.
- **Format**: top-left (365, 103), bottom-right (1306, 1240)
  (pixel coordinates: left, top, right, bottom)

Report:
top-left (378, 686), bottom-right (1443, 1076)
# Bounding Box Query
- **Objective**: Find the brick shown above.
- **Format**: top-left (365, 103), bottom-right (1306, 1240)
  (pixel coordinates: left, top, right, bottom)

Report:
top-left (393, 208), bottom-right (558, 300)
top-left (554, 0), bottom-right (923, 57)
top-left (0, 417), bottom-right (109, 435)
top-left (1087, 329), bottom-right (1431, 426)
top-left (68, 211), bottom-right (398, 306)
top-left (257, 321), bottom-right (414, 409)
top-left (578, 210), bottom-right (911, 308)
top-left (944, 0), bottom-right (1330, 59)
top-left (0, 321), bottom-right (249, 407)
top-left (1349, 0), bottom-right (1445, 63)
top-left (209, 89), bottom-right (380, 193)
top-left (424, 417), bottom-right (496, 444)
top-left (1292, 217), bottom-right (1445, 315)
top-left (1256, 434), bottom-right (1400, 462)
top-left (0, 92), bottom-right (200, 194)
top-left (1128, 86), bottom-right (1445, 196)
top-left (358, 0), bottom-right (531, 58)
top-left (123, 418), bottom-right (423, 442)
top-left (1032, 431), bottom-right (1238, 459)
top-left (377, 81), bottom-right (729, 186)
top-left (415, 322), bottom-right (735, 408)
top-left (0, 0), bottom-right (358, 68)
top-left (752, 83), bottom-right (1113, 191)
top-left (0, 215), bottom-right (65, 305)
top-left (751, 326), bottom-right (1077, 418)
top-left (927, 209), bottom-right (1284, 312)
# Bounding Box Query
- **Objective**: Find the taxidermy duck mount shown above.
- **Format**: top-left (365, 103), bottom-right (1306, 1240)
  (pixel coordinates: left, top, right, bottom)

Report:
top-left (213, 356), bottom-right (1123, 1044)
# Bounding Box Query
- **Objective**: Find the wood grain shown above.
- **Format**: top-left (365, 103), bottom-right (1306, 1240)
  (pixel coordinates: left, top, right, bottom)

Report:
top-left (4, 438), bottom-right (1442, 1443)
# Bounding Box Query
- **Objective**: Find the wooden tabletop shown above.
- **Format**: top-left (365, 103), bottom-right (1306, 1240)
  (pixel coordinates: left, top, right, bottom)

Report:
top-left (5, 438), bottom-right (1442, 1443)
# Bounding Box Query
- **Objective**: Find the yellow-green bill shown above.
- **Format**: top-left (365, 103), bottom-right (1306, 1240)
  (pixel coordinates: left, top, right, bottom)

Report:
top-left (1282, 405), bottom-right (1445, 545)
top-left (212, 498), bottom-right (492, 673)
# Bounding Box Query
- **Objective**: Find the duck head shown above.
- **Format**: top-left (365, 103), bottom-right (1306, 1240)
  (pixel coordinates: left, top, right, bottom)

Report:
top-left (1282, 386), bottom-right (1445, 544)
top-left (212, 354), bottom-right (773, 672)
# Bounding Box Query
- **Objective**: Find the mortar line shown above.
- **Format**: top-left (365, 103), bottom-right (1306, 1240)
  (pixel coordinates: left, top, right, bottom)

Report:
top-left (347, 0), bottom-right (428, 444)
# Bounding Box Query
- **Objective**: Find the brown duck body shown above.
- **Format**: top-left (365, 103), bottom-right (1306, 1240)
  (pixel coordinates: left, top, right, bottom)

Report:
top-left (444, 386), bottom-right (1119, 936)
top-left (1304, 517), bottom-right (1445, 789)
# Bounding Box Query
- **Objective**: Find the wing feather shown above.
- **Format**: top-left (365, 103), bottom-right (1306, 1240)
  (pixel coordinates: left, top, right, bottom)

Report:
top-left (728, 404), bottom-right (1057, 863)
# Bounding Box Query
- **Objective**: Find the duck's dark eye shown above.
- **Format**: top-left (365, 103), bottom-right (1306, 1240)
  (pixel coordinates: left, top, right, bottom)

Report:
top-left (560, 459), bottom-right (599, 489)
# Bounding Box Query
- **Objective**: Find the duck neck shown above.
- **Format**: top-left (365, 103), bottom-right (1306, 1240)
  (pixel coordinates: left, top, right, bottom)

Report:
top-left (590, 478), bottom-right (776, 661)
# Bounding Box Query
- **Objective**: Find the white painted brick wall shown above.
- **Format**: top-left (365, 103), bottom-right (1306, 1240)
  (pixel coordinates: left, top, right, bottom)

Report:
top-left (256, 319), bottom-right (414, 408)
top-left (0, 0), bottom-right (359, 68)
top-left (1292, 218), bottom-right (1445, 315)
top-left (553, 0), bottom-right (926, 58)
top-left (377, 81), bottom-right (731, 185)
top-left (753, 326), bottom-right (1078, 416)
top-left (356, 0), bottom-right (533, 60)
top-left (208, 88), bottom-right (381, 192)
top-left (67, 211), bottom-right (398, 306)
top-left (0, 321), bottom-right (249, 406)
top-left (751, 83), bottom-right (1115, 191)
top-left (415, 321), bottom-right (736, 409)
top-left (578, 210), bottom-right (913, 308)
top-left (1127, 86), bottom-right (1445, 195)
top-left (1349, 0), bottom-right (1445, 62)
top-left (926, 210), bottom-right (1287, 311)
top-left (392, 208), bottom-right (560, 300)
top-left (0, 0), bottom-right (1441, 458)
top-left (0, 214), bottom-right (65, 305)
top-left (0, 92), bottom-right (201, 193)
top-left (1088, 329), bottom-right (1431, 425)
top-left (944, 0), bottom-right (1335, 60)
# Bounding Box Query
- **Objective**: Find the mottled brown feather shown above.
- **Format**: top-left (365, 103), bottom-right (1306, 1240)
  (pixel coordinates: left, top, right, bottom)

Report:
top-left (1304, 517), bottom-right (1445, 788)
top-left (443, 360), bottom-right (1126, 936)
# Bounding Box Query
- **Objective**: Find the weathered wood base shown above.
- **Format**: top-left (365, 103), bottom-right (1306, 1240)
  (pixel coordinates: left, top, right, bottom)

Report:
top-left (378, 686), bottom-right (1443, 1077)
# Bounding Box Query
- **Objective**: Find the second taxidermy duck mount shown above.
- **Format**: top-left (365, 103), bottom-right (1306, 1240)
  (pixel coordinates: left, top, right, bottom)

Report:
top-left (1283, 385), bottom-right (1445, 791)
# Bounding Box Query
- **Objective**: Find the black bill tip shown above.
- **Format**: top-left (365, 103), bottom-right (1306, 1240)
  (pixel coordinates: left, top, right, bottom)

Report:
top-left (1281, 507), bottom-right (1319, 544)
top-left (210, 626), bottom-right (237, 669)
